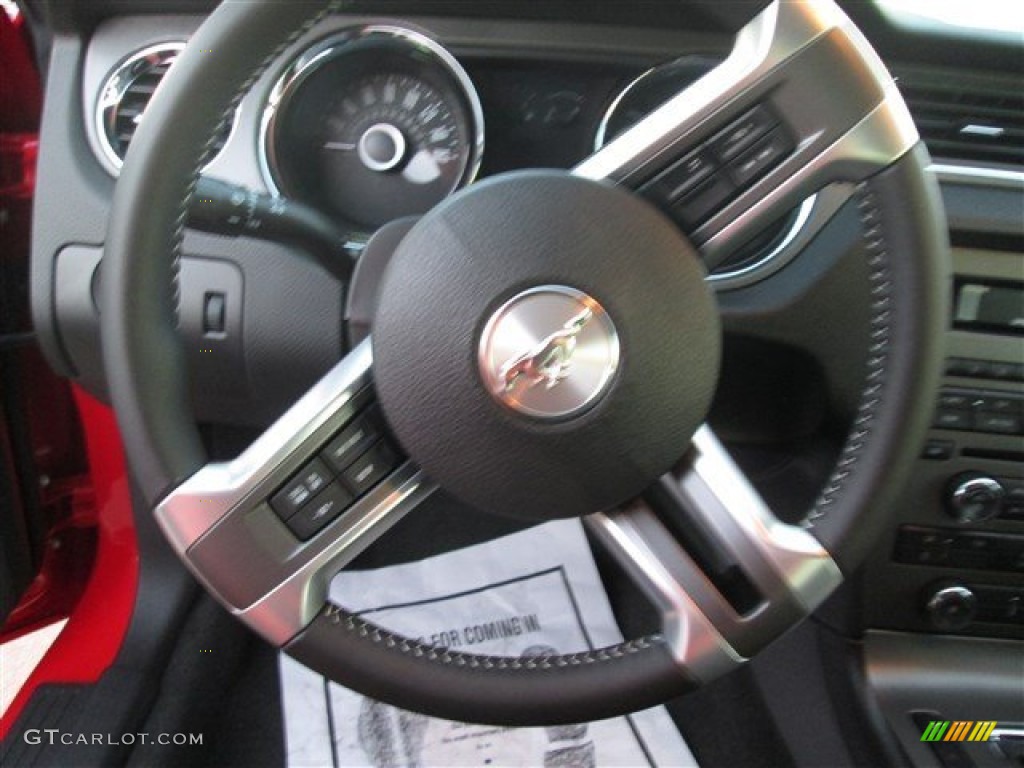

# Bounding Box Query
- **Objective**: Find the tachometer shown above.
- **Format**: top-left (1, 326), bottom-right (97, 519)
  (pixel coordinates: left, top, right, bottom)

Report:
top-left (261, 26), bottom-right (483, 229)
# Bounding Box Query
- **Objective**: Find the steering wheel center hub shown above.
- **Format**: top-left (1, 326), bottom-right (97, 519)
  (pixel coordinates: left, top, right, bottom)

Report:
top-left (372, 170), bottom-right (721, 519)
top-left (478, 285), bottom-right (620, 419)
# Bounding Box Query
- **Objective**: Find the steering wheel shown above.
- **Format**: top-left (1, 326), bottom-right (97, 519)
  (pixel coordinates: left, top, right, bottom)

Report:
top-left (102, 0), bottom-right (948, 725)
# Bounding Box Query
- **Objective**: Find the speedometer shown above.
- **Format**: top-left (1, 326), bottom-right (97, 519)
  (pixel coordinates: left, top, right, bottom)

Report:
top-left (261, 26), bottom-right (483, 229)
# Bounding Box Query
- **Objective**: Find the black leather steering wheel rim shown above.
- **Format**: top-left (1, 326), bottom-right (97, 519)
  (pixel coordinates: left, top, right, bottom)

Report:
top-left (102, 0), bottom-right (949, 725)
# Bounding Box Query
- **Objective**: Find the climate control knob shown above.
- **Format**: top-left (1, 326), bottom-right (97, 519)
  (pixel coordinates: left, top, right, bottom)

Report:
top-left (924, 584), bottom-right (977, 631)
top-left (945, 472), bottom-right (1004, 524)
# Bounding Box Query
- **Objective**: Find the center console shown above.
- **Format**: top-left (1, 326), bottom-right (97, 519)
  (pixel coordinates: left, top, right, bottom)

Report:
top-left (864, 244), bottom-right (1024, 642)
top-left (861, 183), bottom-right (1024, 767)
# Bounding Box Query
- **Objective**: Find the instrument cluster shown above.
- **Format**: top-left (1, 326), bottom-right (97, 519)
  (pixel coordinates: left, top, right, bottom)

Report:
top-left (260, 25), bottom-right (484, 229)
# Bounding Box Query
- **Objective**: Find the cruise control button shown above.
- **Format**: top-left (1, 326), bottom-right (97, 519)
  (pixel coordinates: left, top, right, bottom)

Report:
top-left (342, 440), bottom-right (399, 497)
top-left (269, 457), bottom-right (333, 519)
top-left (322, 413), bottom-right (381, 473)
top-left (728, 128), bottom-right (791, 187)
top-left (713, 106), bottom-right (775, 160)
top-left (649, 150), bottom-right (715, 202)
top-left (285, 482), bottom-right (353, 541)
top-left (271, 476), bottom-right (310, 518)
top-left (296, 458), bottom-right (330, 496)
top-left (670, 174), bottom-right (734, 229)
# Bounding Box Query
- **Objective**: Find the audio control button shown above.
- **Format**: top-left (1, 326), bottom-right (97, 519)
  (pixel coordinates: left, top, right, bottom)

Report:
top-left (924, 584), bottom-right (977, 631)
top-left (946, 473), bottom-right (1005, 524)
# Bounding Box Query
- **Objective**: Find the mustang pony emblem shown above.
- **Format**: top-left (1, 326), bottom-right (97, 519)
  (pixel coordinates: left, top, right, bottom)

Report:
top-left (499, 307), bottom-right (593, 392)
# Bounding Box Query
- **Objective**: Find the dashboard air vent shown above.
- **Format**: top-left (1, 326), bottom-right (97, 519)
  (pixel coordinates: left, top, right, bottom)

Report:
top-left (898, 72), bottom-right (1024, 166)
top-left (95, 42), bottom-right (233, 172)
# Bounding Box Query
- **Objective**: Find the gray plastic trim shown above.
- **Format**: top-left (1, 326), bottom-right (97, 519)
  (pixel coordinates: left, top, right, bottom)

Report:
top-left (864, 630), bottom-right (1024, 767)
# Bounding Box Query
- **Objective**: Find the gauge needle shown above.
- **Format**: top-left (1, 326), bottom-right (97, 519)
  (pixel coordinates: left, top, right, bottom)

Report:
top-left (323, 141), bottom-right (356, 151)
top-left (403, 149), bottom-right (442, 184)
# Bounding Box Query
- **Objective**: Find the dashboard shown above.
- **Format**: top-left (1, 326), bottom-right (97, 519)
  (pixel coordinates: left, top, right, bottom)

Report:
top-left (25, 2), bottom-right (1024, 764)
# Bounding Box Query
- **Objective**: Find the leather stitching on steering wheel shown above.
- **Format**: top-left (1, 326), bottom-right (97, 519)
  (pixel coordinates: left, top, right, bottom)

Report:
top-left (327, 606), bottom-right (666, 667)
top-left (169, 0), bottom-right (342, 313)
top-left (805, 185), bottom-right (893, 526)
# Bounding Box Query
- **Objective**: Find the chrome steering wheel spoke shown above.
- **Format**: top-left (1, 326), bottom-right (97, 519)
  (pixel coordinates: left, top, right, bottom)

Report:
top-left (574, 0), bottom-right (917, 270)
top-left (587, 425), bottom-right (842, 677)
top-left (154, 338), bottom-right (438, 644)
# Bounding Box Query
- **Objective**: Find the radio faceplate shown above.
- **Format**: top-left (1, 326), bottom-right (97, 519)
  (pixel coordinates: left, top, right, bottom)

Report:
top-left (863, 245), bottom-right (1024, 641)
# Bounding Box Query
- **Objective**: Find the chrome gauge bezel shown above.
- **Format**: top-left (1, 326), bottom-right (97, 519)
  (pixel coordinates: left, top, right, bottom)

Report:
top-left (94, 41), bottom-right (239, 176)
top-left (259, 24), bottom-right (485, 210)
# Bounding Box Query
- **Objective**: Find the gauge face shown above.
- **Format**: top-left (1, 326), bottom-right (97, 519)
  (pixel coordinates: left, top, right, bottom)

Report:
top-left (264, 29), bottom-right (483, 230)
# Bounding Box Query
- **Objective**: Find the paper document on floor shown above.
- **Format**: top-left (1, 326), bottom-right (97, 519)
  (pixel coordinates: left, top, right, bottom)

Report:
top-left (280, 517), bottom-right (697, 768)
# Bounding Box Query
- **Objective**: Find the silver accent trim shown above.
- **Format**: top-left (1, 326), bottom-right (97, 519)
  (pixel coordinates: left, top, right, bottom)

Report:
top-left (240, 464), bottom-right (436, 645)
top-left (478, 286), bottom-right (620, 419)
top-left (155, 338), bottom-right (438, 643)
top-left (700, 85), bottom-right (917, 263)
top-left (592, 64), bottom-right (657, 153)
top-left (94, 41), bottom-right (238, 176)
top-left (707, 184), bottom-right (854, 289)
top-left (357, 122), bottom-right (407, 172)
top-left (929, 161), bottom-right (1024, 189)
top-left (686, 426), bottom-right (842, 613)
top-left (258, 24), bottom-right (484, 201)
top-left (574, 1), bottom-right (843, 182)
top-left (156, 338), bottom-right (373, 552)
top-left (708, 193), bottom-right (816, 286)
top-left (587, 508), bottom-right (743, 682)
top-left (573, 0), bottom-right (919, 266)
top-left (588, 425), bottom-right (841, 675)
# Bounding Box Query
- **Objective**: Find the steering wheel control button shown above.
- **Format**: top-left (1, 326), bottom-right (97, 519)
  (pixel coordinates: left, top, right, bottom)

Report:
top-left (271, 458), bottom-right (331, 519)
top-left (285, 482), bottom-right (354, 541)
top-left (645, 149), bottom-right (715, 202)
top-left (712, 105), bottom-right (776, 161)
top-left (322, 413), bottom-right (382, 473)
top-left (671, 175), bottom-right (735, 229)
top-left (637, 102), bottom-right (791, 231)
top-left (728, 129), bottom-right (793, 187)
top-left (478, 286), bottom-right (620, 420)
top-left (342, 440), bottom-right (399, 497)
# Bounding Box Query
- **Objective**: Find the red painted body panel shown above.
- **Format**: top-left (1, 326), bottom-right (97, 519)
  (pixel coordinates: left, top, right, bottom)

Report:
top-left (0, 390), bottom-right (138, 739)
